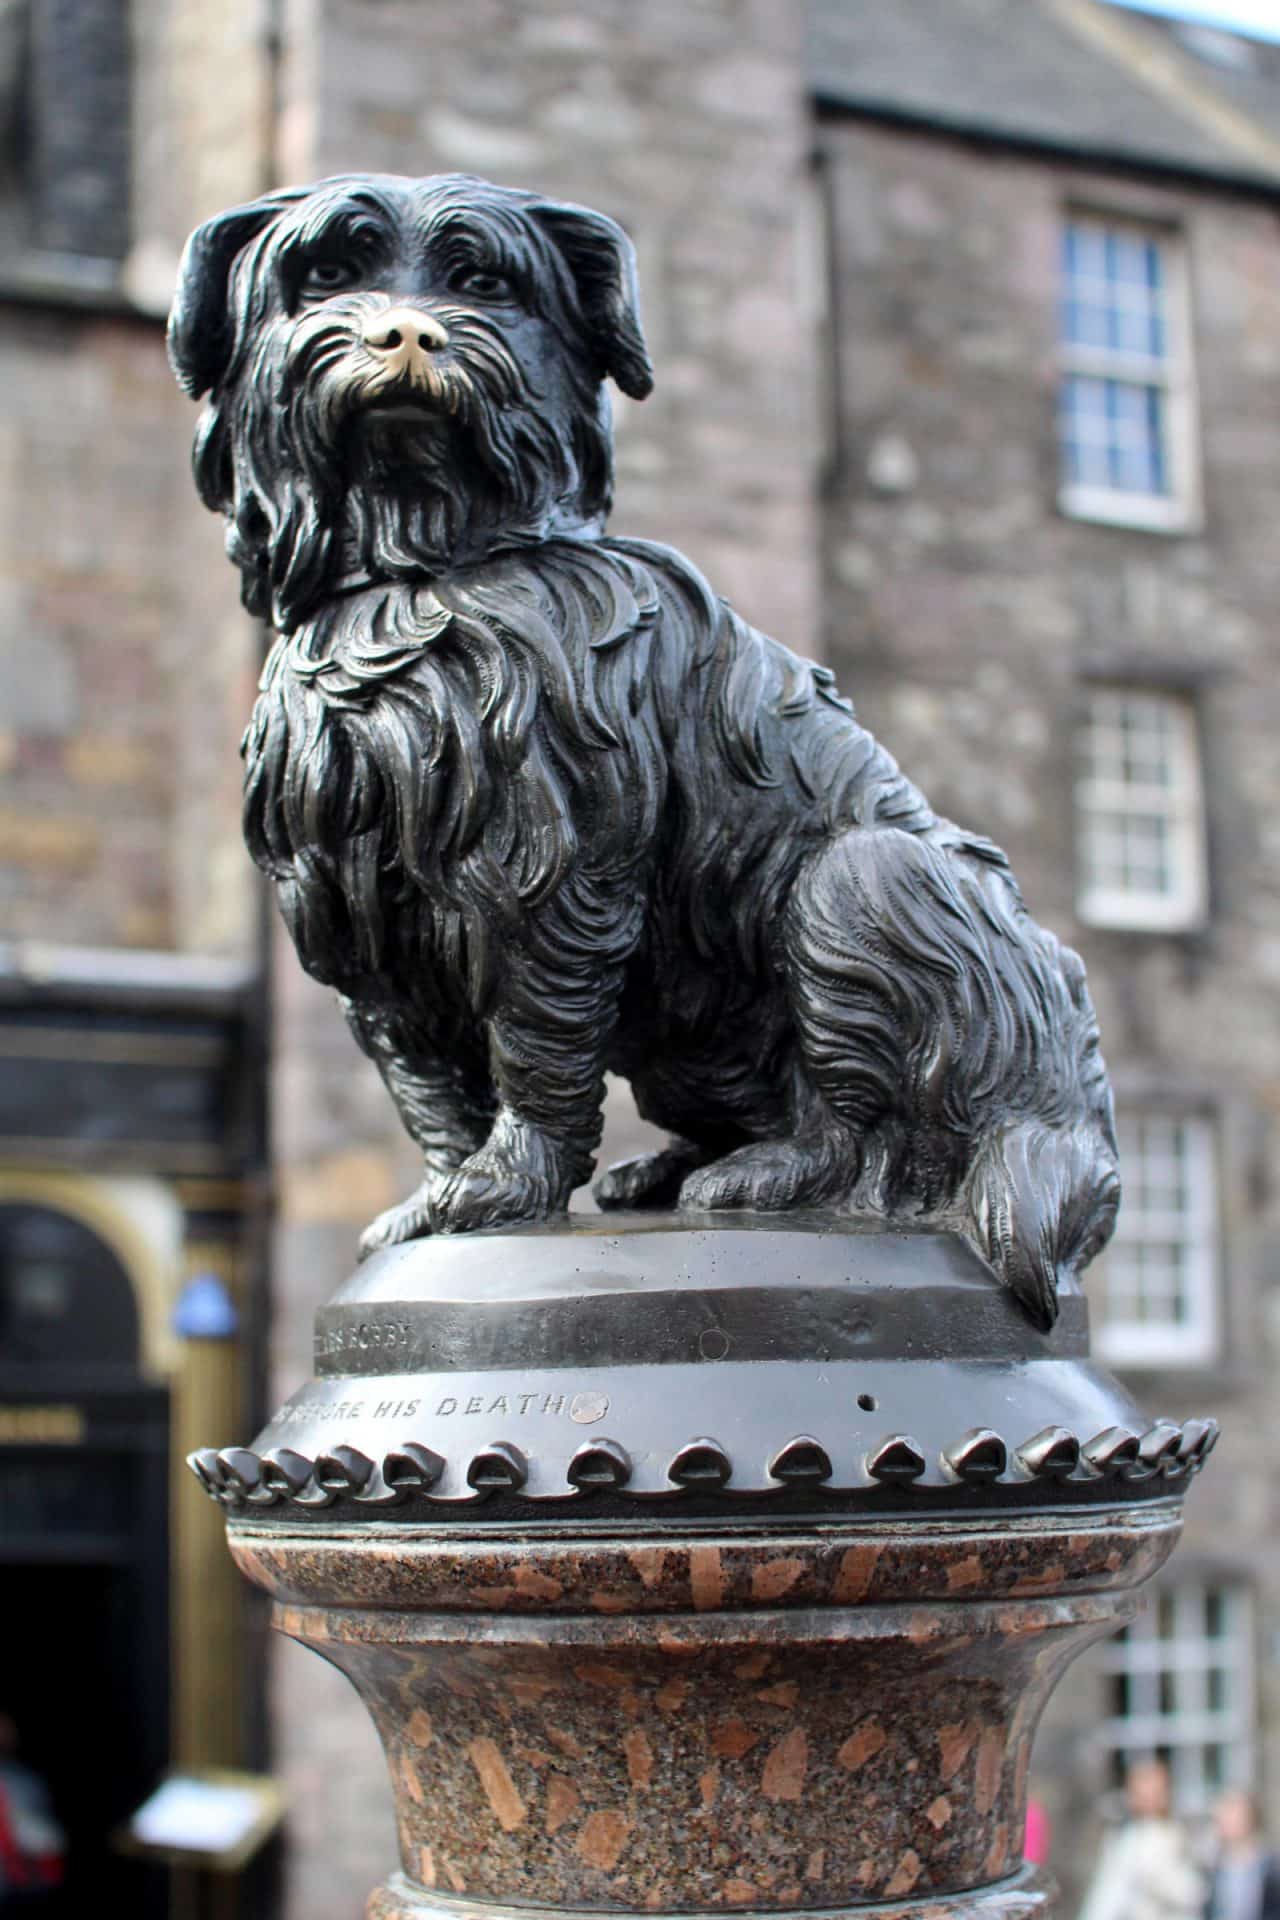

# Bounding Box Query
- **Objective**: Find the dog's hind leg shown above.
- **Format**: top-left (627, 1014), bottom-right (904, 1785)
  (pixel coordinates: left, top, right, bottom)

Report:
top-left (678, 825), bottom-right (942, 1219)
top-left (675, 1050), bottom-right (858, 1213)
top-left (782, 830), bottom-right (930, 1157)
top-left (677, 1124), bottom-right (855, 1213)
top-left (594, 1136), bottom-right (716, 1210)
top-left (676, 834), bottom-right (904, 1218)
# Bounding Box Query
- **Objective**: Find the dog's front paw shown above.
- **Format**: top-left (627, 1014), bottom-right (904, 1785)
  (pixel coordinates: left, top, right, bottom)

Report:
top-left (431, 1119), bottom-right (580, 1234)
top-left (358, 1178), bottom-right (443, 1260)
top-left (432, 1154), bottom-right (559, 1234)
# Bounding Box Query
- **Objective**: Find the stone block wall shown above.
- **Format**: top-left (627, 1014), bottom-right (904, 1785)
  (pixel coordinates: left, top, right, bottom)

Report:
top-left (0, 304), bottom-right (254, 954)
top-left (0, 0), bottom-right (274, 960)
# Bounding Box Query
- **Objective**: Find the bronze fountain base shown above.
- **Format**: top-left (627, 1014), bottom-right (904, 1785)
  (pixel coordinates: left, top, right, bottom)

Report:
top-left (193, 1216), bottom-right (1213, 1917)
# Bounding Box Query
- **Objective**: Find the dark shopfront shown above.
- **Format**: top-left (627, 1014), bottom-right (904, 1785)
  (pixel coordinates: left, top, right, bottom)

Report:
top-left (0, 950), bottom-right (269, 1915)
top-left (0, 1207), bottom-right (170, 1914)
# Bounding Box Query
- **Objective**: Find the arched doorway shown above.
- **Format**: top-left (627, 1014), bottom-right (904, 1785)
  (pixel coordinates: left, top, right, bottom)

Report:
top-left (0, 1200), bottom-right (170, 1916)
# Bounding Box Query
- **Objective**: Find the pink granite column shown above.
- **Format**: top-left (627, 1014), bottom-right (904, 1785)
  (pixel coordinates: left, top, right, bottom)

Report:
top-left (233, 1504), bottom-right (1179, 1916)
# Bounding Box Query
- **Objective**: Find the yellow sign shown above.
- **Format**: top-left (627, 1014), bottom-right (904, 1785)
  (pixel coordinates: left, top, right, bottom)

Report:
top-left (0, 1404), bottom-right (86, 1444)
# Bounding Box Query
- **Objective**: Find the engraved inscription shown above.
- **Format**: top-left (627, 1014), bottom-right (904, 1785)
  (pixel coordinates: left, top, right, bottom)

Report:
top-left (269, 1387), bottom-right (610, 1426)
top-left (315, 1320), bottom-right (413, 1357)
top-left (371, 1399), bottom-right (420, 1420)
top-left (432, 1391), bottom-right (609, 1421)
top-left (272, 1400), bottom-right (369, 1426)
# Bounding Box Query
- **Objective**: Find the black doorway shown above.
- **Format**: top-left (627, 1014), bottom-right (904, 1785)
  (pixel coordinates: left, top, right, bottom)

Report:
top-left (0, 1202), bottom-right (171, 1918)
top-left (3, 1561), bottom-right (163, 1914)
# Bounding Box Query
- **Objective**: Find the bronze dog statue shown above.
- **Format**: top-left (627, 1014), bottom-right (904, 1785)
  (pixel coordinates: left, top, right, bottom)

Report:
top-left (169, 172), bottom-right (1118, 1326)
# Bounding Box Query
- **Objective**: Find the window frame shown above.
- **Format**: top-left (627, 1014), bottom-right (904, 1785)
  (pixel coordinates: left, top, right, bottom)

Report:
top-left (1075, 684), bottom-right (1208, 933)
top-left (1096, 1579), bottom-right (1255, 1814)
top-left (1092, 1109), bottom-right (1220, 1369)
top-left (1057, 211), bottom-right (1202, 534)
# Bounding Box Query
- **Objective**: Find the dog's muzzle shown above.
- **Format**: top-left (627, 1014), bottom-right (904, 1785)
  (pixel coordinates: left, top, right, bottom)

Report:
top-left (360, 307), bottom-right (451, 389)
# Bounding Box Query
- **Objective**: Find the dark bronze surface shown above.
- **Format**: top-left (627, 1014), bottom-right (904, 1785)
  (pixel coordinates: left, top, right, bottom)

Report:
top-left (190, 1218), bottom-right (1211, 1522)
top-left (171, 172), bottom-right (1118, 1333)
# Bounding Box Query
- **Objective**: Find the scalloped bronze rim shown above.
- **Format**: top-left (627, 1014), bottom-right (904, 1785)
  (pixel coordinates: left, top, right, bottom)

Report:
top-left (191, 1416), bottom-right (1216, 1515)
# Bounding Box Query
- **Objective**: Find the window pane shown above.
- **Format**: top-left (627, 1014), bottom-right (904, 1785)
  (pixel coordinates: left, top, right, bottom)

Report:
top-left (1091, 1109), bottom-right (1216, 1357)
top-left (1110, 231), bottom-right (1148, 286)
top-left (1059, 375), bottom-right (1168, 498)
top-left (1062, 218), bottom-right (1169, 350)
top-left (1075, 688), bottom-right (1205, 928)
top-left (1059, 216), bottom-right (1186, 513)
top-left (1115, 301), bottom-right (1157, 358)
top-left (1102, 1582), bottom-right (1252, 1816)
top-left (1063, 297), bottom-right (1112, 350)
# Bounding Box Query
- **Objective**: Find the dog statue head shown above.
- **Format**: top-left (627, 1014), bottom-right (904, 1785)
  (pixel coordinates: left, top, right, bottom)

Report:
top-left (168, 173), bottom-right (654, 629)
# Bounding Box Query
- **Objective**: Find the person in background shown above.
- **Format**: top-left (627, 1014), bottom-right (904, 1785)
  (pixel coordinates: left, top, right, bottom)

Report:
top-left (1203, 1788), bottom-right (1280, 1920)
top-left (0, 1715), bottom-right (64, 1911)
top-left (1077, 1758), bottom-right (1203, 1920)
top-left (1026, 1793), bottom-right (1052, 1869)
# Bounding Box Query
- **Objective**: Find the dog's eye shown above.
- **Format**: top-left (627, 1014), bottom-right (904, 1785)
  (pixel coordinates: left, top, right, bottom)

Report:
top-left (448, 267), bottom-right (512, 300)
top-left (303, 259), bottom-right (360, 294)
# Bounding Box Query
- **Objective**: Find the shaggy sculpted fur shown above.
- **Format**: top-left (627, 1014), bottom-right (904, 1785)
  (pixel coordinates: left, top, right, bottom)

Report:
top-left (169, 172), bottom-right (1118, 1327)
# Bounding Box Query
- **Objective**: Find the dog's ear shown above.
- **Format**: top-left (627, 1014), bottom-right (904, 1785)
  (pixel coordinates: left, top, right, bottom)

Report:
top-left (530, 199), bottom-right (654, 401)
top-left (168, 189), bottom-right (308, 399)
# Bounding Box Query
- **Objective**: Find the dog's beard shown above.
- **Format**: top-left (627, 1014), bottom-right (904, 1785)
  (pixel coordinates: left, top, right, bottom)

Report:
top-left (210, 300), bottom-right (613, 629)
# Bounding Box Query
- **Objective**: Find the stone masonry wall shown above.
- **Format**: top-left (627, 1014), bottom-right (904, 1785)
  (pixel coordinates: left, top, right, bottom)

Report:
top-left (0, 0), bottom-right (271, 959)
top-left (821, 114), bottom-right (1280, 1909)
top-left (0, 304), bottom-right (254, 954)
top-left (265, 6), bottom-right (821, 1915)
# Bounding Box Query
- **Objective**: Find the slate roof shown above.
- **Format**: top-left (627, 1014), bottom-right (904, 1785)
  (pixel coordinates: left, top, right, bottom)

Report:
top-left (807, 0), bottom-right (1280, 194)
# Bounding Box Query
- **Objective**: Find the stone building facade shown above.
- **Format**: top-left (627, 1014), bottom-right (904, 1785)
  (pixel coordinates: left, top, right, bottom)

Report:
top-left (1, 1), bottom-right (1278, 1914)
top-left (812, 8), bottom-right (1280, 1905)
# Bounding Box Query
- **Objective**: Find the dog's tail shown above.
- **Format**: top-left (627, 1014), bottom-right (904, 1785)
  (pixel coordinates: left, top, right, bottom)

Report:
top-left (964, 1120), bottom-right (1120, 1332)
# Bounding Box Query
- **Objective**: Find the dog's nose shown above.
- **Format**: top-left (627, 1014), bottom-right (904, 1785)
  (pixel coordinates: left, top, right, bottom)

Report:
top-left (361, 308), bottom-right (450, 377)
